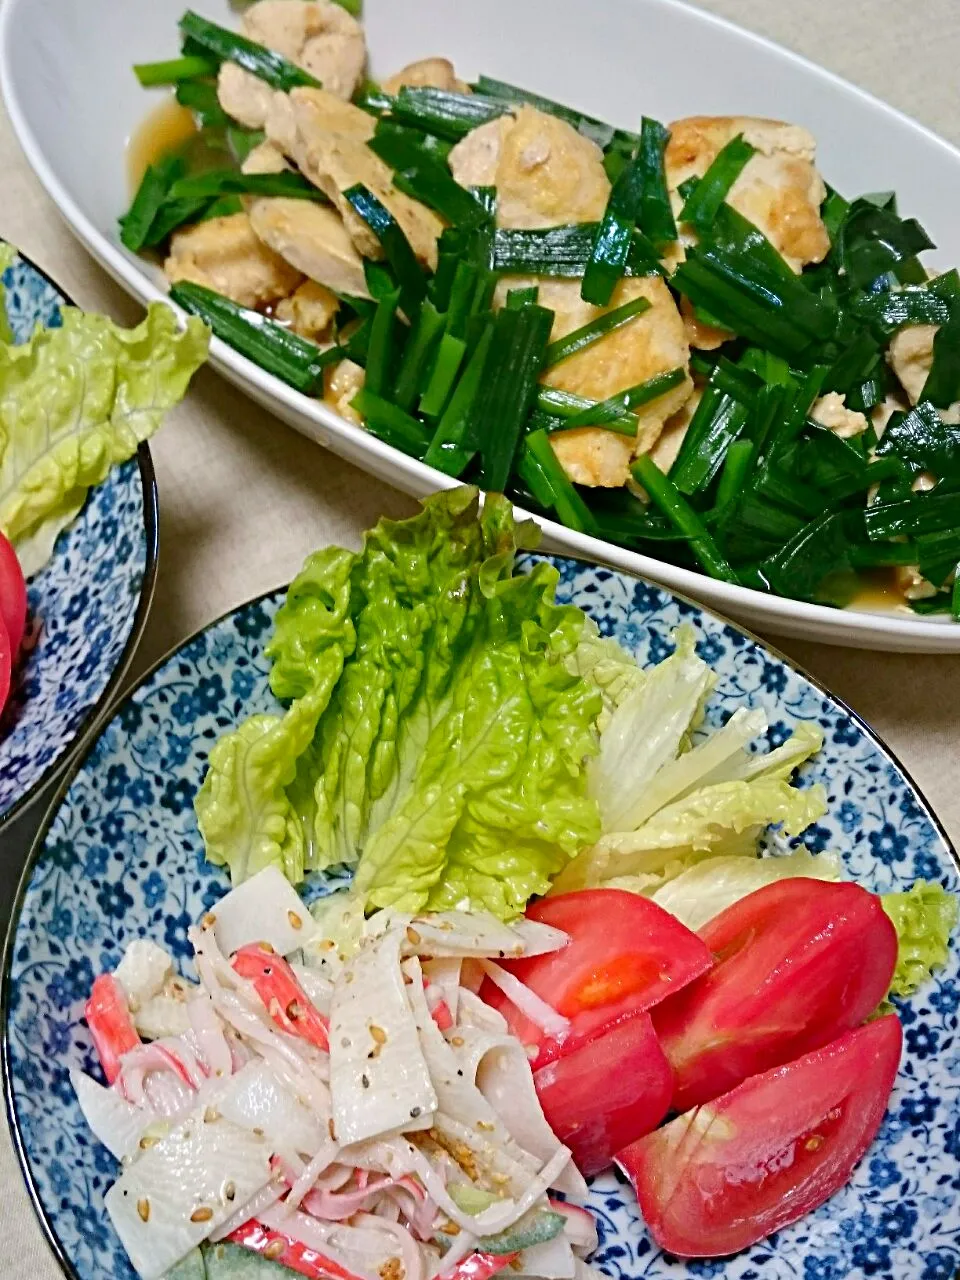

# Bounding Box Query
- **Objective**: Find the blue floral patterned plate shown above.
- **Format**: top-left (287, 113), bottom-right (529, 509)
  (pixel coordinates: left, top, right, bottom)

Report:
top-left (0, 252), bottom-right (158, 828)
top-left (4, 558), bottom-right (959, 1280)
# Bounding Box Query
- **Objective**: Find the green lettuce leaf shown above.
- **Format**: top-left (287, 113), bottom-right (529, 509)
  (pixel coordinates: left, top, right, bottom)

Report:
top-left (553, 776), bottom-right (828, 892)
top-left (0, 243), bottom-right (16, 346)
top-left (198, 490), bottom-right (602, 917)
top-left (649, 848), bottom-right (842, 932)
top-left (567, 617), bottom-right (647, 731)
top-left (0, 301), bottom-right (208, 575)
top-left (882, 880), bottom-right (958, 997)
top-left (553, 621), bottom-right (827, 896)
top-left (196, 547), bottom-right (357, 884)
top-left (587, 625), bottom-right (717, 833)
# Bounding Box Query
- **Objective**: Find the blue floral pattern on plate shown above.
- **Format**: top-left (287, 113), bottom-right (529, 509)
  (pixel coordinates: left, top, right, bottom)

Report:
top-left (4, 558), bottom-right (958, 1280)
top-left (0, 254), bottom-right (157, 825)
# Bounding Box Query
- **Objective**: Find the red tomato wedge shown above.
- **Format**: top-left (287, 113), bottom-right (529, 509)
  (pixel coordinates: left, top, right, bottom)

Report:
top-left (535, 1012), bottom-right (673, 1177)
top-left (617, 1015), bottom-right (902, 1257)
top-left (0, 614), bottom-right (10, 719)
top-left (483, 890), bottom-right (713, 1068)
top-left (653, 879), bottom-right (898, 1112)
top-left (0, 531), bottom-right (27, 660)
top-left (232, 944), bottom-right (329, 1051)
top-left (85, 973), bottom-right (141, 1085)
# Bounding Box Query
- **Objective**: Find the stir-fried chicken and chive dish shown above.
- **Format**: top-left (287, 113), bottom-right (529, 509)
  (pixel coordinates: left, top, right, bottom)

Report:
top-left (71, 490), bottom-right (957, 1278)
top-left (125, 3), bottom-right (960, 618)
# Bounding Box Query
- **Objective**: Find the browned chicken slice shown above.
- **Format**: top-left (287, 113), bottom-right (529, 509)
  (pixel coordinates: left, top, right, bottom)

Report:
top-left (218, 0), bottom-right (367, 129)
top-left (324, 358), bottom-right (365, 425)
top-left (285, 86), bottom-right (376, 142)
top-left (218, 64), bottom-right (276, 131)
top-left (665, 117), bottom-right (830, 274)
top-left (448, 116), bottom-right (512, 189)
top-left (499, 276), bottom-right (692, 487)
top-left (810, 392), bottom-right (868, 439)
top-left (241, 141), bottom-right (291, 176)
top-left (887, 324), bottom-right (936, 405)
top-left (449, 106), bottom-right (610, 230)
top-left (266, 89), bottom-right (442, 270)
top-left (246, 198), bottom-right (370, 299)
top-left (382, 57), bottom-right (471, 95)
top-left (550, 430), bottom-right (636, 489)
top-left (679, 297), bottom-right (728, 352)
top-left (164, 212), bottom-right (303, 309)
top-left (539, 277), bottom-right (690, 405)
top-left (887, 322), bottom-right (960, 424)
top-left (648, 388), bottom-right (701, 474)
top-left (275, 280), bottom-right (340, 341)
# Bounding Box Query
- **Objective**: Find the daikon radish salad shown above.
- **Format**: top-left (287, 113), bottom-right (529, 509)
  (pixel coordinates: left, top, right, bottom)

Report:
top-left (72, 490), bottom-right (955, 1277)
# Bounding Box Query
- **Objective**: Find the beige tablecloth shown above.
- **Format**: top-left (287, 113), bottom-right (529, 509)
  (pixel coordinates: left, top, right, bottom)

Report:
top-left (1, 0), bottom-right (959, 1273)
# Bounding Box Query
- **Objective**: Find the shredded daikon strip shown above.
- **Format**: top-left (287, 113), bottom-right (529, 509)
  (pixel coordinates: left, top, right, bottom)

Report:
top-left (209, 1177), bottom-right (286, 1242)
top-left (478, 961), bottom-right (570, 1040)
top-left (187, 995), bottom-right (233, 1079)
top-left (355, 1211), bottom-right (425, 1280)
top-left (258, 1204), bottom-right (389, 1280)
top-left (283, 1139), bottom-right (339, 1213)
top-left (352, 1139), bottom-right (499, 1236)
top-left (432, 1228), bottom-right (477, 1278)
top-left (472, 1146), bottom-right (574, 1236)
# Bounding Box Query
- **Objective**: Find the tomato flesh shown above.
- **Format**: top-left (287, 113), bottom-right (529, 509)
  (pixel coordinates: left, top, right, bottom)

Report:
top-left (617, 1014), bottom-right (902, 1257)
top-left (653, 879), bottom-right (898, 1111)
top-left (483, 890), bottom-right (712, 1068)
top-left (0, 531), bottom-right (27, 660)
top-left (534, 1012), bottom-right (673, 1177)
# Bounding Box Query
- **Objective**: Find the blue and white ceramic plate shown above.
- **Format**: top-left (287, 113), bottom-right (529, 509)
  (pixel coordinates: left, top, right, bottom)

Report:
top-left (0, 253), bottom-right (158, 828)
top-left (4, 558), bottom-right (959, 1280)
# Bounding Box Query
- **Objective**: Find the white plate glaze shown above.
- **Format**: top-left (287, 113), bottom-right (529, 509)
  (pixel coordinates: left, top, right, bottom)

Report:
top-left (5, 0), bottom-right (960, 651)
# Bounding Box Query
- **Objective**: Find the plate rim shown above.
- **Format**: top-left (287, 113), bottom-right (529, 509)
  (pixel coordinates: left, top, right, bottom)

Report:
top-left (3, 552), bottom-right (957, 1280)
top-left (4, 0), bottom-right (960, 651)
top-left (0, 248), bottom-right (160, 832)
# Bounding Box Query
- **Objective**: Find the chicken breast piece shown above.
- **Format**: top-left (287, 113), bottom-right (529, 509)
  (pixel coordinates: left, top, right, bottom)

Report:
top-left (550, 429), bottom-right (635, 488)
top-left (325, 357), bottom-right (365, 424)
top-left (217, 0), bottom-right (367, 129)
top-left (448, 116), bottom-right (513, 189)
top-left (275, 279), bottom-right (340, 340)
top-left (648, 387), bottom-right (701, 474)
top-left (244, 0), bottom-right (366, 99)
top-left (241, 140), bottom-right (291, 176)
top-left (247, 197), bottom-right (371, 299)
top-left (896, 564), bottom-right (939, 601)
top-left (287, 86), bottom-right (376, 142)
top-left (539, 275), bottom-right (692, 408)
top-left (518, 276), bottom-right (692, 487)
top-left (164, 212), bottom-right (303, 309)
top-left (680, 296), bottom-right (729, 352)
top-left (665, 116), bottom-right (830, 272)
top-left (382, 57), bottom-right (471, 96)
top-left (450, 107), bottom-right (609, 230)
top-left (811, 391), bottom-right (868, 439)
top-left (268, 91), bottom-right (442, 269)
top-left (887, 323), bottom-right (936, 404)
top-left (495, 105), bottom-right (610, 229)
top-left (218, 63), bottom-right (278, 131)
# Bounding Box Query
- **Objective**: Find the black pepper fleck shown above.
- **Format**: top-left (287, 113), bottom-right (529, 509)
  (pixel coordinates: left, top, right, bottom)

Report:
top-left (410, 1106), bottom-right (422, 1118)
top-left (361, 1073), bottom-right (370, 1088)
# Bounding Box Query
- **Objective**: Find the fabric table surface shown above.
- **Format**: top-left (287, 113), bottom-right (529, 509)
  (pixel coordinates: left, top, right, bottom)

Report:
top-left (0, 0), bottom-right (958, 1274)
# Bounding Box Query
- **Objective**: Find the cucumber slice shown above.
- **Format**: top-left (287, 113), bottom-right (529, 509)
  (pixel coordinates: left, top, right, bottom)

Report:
top-left (479, 1209), bottom-right (566, 1255)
